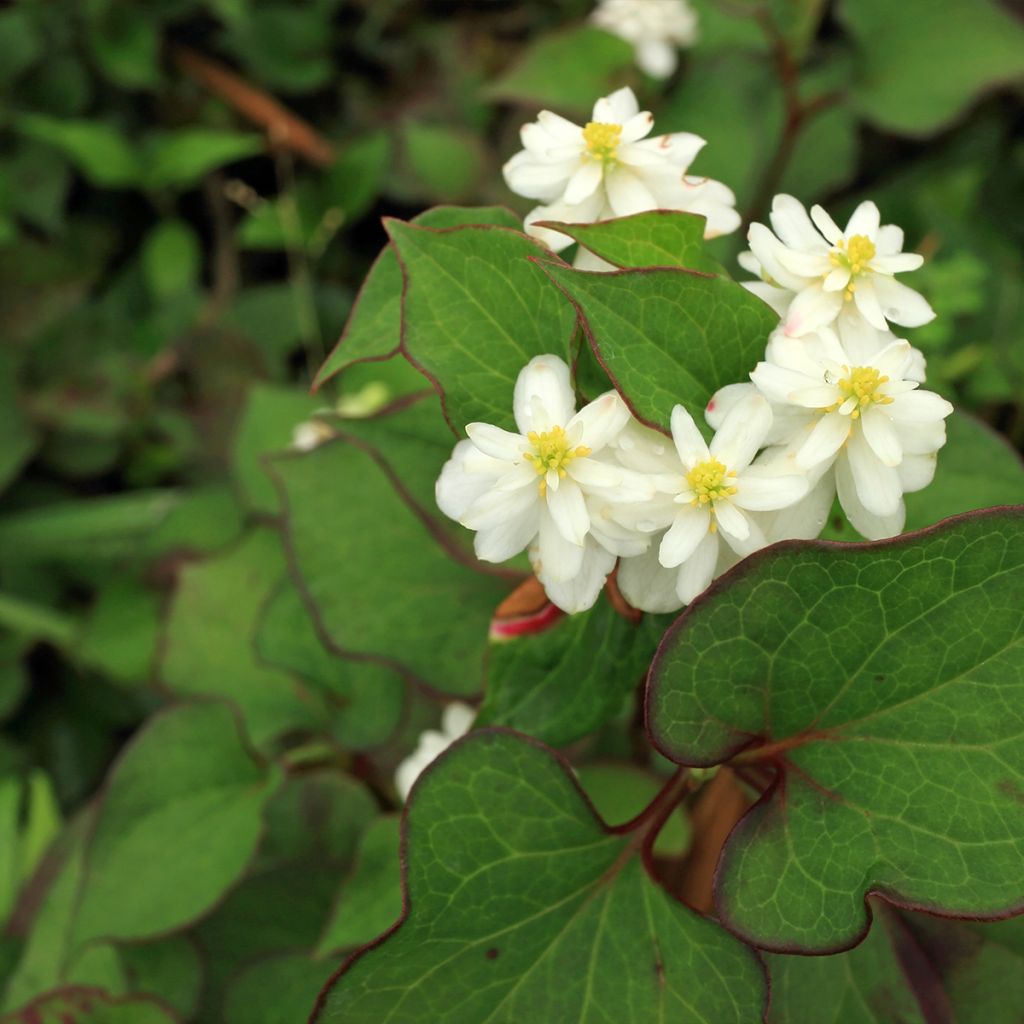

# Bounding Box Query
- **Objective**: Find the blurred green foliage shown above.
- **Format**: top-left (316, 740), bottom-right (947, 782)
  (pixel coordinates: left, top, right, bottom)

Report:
top-left (0, 0), bottom-right (1022, 1019)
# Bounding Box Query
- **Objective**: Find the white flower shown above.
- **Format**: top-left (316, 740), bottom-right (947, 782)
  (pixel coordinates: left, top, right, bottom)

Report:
top-left (613, 394), bottom-right (808, 609)
top-left (394, 703), bottom-right (474, 800)
top-left (590, 0), bottom-right (698, 80)
top-left (502, 86), bottom-right (739, 251)
top-left (748, 330), bottom-right (953, 539)
top-left (291, 419), bottom-right (333, 451)
top-left (435, 354), bottom-right (652, 613)
top-left (742, 194), bottom-right (935, 339)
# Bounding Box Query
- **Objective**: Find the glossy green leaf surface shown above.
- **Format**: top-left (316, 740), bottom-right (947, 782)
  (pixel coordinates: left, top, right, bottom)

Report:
top-left (537, 212), bottom-right (720, 274)
top-left (314, 730), bottom-right (766, 1023)
top-left (387, 222), bottom-right (577, 432)
top-left (649, 508), bottom-right (1024, 952)
top-left (314, 207), bottom-right (521, 389)
top-left (273, 438), bottom-right (510, 696)
top-left (479, 597), bottom-right (669, 746)
top-left (541, 262), bottom-right (777, 432)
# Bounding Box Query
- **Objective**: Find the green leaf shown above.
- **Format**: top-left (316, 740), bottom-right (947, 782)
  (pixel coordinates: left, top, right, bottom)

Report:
top-left (838, 0), bottom-right (1024, 136)
top-left (766, 901), bottom-right (938, 1023)
top-left (540, 262), bottom-right (777, 432)
top-left (317, 815), bottom-right (403, 957)
top-left (141, 130), bottom-right (264, 192)
top-left (387, 221), bottom-right (577, 432)
top-left (314, 730), bottom-right (766, 1022)
top-left (140, 220), bottom-right (200, 300)
top-left (119, 935), bottom-right (203, 1021)
top-left (0, 987), bottom-right (179, 1023)
top-left (85, 0), bottom-right (161, 89)
top-left (479, 597), bottom-right (669, 746)
top-left (322, 131), bottom-right (393, 223)
top-left (486, 25), bottom-right (634, 116)
top-left (576, 765), bottom-right (690, 858)
top-left (0, 9), bottom-right (43, 87)
top-left (537, 211), bottom-right (721, 274)
top-left (906, 914), bottom-right (1024, 1023)
top-left (314, 206), bottom-right (522, 390)
top-left (161, 529), bottom-right (331, 747)
top-left (13, 115), bottom-right (140, 189)
top-left (648, 507), bottom-right (1024, 952)
top-left (272, 437), bottom-right (511, 696)
top-left (231, 383), bottom-right (322, 515)
top-left (76, 579), bottom-right (161, 687)
top-left (256, 581), bottom-right (405, 750)
top-left (71, 702), bottom-right (279, 947)
top-left (224, 953), bottom-right (333, 1024)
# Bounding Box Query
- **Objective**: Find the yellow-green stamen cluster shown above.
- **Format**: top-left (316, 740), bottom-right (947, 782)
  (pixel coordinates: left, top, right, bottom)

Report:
top-left (827, 366), bottom-right (894, 419)
top-left (524, 426), bottom-right (591, 495)
top-left (583, 121), bottom-right (622, 162)
top-left (686, 458), bottom-right (737, 506)
top-left (828, 234), bottom-right (877, 302)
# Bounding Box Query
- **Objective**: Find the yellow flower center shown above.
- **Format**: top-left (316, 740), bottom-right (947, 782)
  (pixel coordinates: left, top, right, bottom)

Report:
top-left (828, 234), bottom-right (877, 301)
top-left (826, 366), bottom-right (894, 419)
top-left (686, 457), bottom-right (737, 506)
top-left (583, 121), bottom-right (622, 162)
top-left (523, 426), bottom-right (591, 495)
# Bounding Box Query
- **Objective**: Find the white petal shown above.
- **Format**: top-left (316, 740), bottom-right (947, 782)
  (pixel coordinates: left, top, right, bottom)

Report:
top-left (809, 204), bottom-right (843, 244)
top-left (442, 702), bottom-right (475, 739)
top-left (749, 363), bottom-right (814, 406)
top-left (823, 266), bottom-right (852, 292)
top-left (754, 470), bottom-right (835, 543)
top-left (659, 505), bottom-right (711, 568)
top-left (844, 201), bottom-right (880, 239)
top-left (851, 278), bottom-right (889, 331)
top-left (898, 452), bottom-right (937, 493)
top-left (536, 506), bottom-right (585, 582)
top-left (466, 422), bottom-right (525, 461)
top-left (620, 110), bottom-right (656, 144)
top-left (846, 427), bottom-right (902, 517)
top-left (473, 506), bottom-right (539, 562)
top-left (567, 456), bottom-right (623, 490)
top-left (594, 86), bottom-right (639, 124)
top-left (546, 478), bottom-right (589, 545)
top-left (539, 536), bottom-right (615, 614)
top-left (887, 389), bottom-right (954, 423)
top-left (675, 532), bottom-right (719, 604)
top-left (502, 150), bottom-right (576, 202)
top-left (536, 110), bottom-right (585, 144)
top-left (782, 284), bottom-right (844, 337)
top-left (860, 406), bottom-right (902, 467)
top-left (835, 449), bottom-right (904, 540)
top-left (462, 480), bottom-right (537, 531)
top-left (710, 393), bottom-right (772, 471)
top-left (636, 38), bottom-right (677, 79)
top-left (875, 224), bottom-right (904, 256)
top-left (770, 194), bottom-right (827, 250)
top-left (567, 390), bottom-right (630, 452)
top-left (435, 439), bottom-right (502, 521)
top-left (617, 542), bottom-right (684, 614)
top-left (795, 412), bottom-right (850, 469)
top-left (775, 247), bottom-right (832, 279)
top-left (670, 404), bottom-right (710, 464)
top-left (513, 354), bottom-right (575, 434)
top-left (605, 166), bottom-right (657, 217)
top-left (871, 275), bottom-right (936, 328)
top-left (563, 160), bottom-right (604, 205)
top-left (712, 499), bottom-right (750, 542)
top-left (872, 253), bottom-right (924, 274)
top-left (732, 466), bottom-right (809, 511)
top-left (705, 382), bottom-right (758, 431)
top-left (746, 223), bottom-right (809, 292)
top-left (871, 339), bottom-right (913, 379)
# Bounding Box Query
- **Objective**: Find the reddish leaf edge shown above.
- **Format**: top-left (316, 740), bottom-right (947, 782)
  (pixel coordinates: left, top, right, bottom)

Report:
top-left (2, 985), bottom-right (184, 1023)
top-left (641, 504), bottom-right (1024, 956)
top-left (382, 218), bottom-right (577, 439)
top-left (312, 205), bottom-right (523, 393)
top-left (533, 257), bottom-right (764, 437)
top-left (308, 726), bottom-right (770, 1024)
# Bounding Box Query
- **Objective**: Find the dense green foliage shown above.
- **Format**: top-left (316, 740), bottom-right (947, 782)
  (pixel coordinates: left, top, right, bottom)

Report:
top-left (1, 0), bottom-right (1023, 1021)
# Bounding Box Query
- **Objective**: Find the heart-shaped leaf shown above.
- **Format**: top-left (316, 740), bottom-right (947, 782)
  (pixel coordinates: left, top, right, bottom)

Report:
top-left (313, 729), bottom-right (766, 1023)
top-left (648, 507), bottom-right (1024, 952)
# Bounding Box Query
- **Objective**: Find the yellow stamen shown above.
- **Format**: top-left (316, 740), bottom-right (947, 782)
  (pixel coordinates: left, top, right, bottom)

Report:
top-left (685, 457), bottom-right (737, 508)
top-left (828, 233), bottom-right (877, 282)
top-left (524, 426), bottom-right (591, 494)
top-left (826, 365), bottom-right (894, 419)
top-left (583, 121), bottom-right (622, 162)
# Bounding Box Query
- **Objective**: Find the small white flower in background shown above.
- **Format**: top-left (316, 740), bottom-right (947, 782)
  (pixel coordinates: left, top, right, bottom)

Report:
top-left (742, 194), bottom-right (935, 340)
top-left (612, 394), bottom-right (809, 610)
top-left (394, 703), bottom-right (474, 801)
top-left (590, 0), bottom-right (698, 80)
top-left (291, 419), bottom-right (334, 452)
top-left (503, 86), bottom-right (740, 255)
top-left (435, 354), bottom-right (653, 614)
top-left (747, 329), bottom-right (953, 539)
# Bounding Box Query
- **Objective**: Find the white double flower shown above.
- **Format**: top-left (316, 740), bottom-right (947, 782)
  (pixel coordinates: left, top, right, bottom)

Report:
top-left (590, 0), bottom-right (698, 80)
top-left (502, 86), bottom-right (739, 259)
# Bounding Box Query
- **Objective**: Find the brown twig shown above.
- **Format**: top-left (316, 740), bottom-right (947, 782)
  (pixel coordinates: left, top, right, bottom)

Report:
top-left (172, 44), bottom-right (335, 167)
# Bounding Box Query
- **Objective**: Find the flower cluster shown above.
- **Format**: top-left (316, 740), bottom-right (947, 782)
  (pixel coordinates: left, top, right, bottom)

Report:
top-left (590, 0), bottom-right (698, 80)
top-left (435, 194), bottom-right (953, 616)
top-left (502, 86), bottom-right (739, 265)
